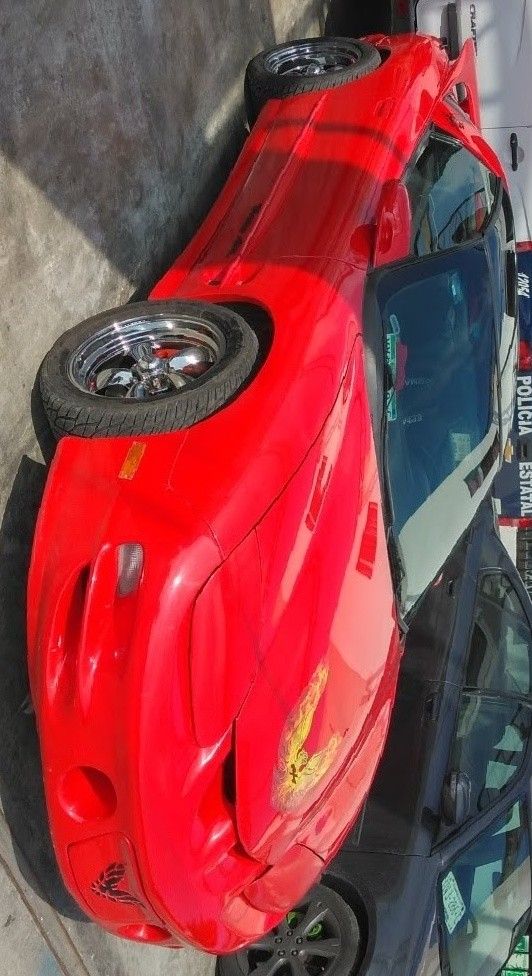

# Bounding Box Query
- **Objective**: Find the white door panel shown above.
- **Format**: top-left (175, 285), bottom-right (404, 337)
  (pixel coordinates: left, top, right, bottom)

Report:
top-left (484, 126), bottom-right (532, 242)
top-left (415, 0), bottom-right (458, 42)
top-left (468, 0), bottom-right (532, 128)
top-left (416, 1), bottom-right (532, 129)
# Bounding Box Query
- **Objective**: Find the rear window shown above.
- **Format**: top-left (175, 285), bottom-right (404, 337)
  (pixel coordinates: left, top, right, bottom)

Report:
top-left (406, 129), bottom-right (498, 257)
top-left (518, 248), bottom-right (532, 370)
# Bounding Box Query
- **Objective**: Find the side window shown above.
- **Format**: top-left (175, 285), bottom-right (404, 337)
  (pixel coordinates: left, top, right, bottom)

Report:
top-left (441, 573), bottom-right (532, 830)
top-left (439, 801), bottom-right (531, 976)
top-left (450, 695), bottom-right (531, 813)
top-left (405, 130), bottom-right (498, 257)
top-left (465, 574), bottom-right (532, 697)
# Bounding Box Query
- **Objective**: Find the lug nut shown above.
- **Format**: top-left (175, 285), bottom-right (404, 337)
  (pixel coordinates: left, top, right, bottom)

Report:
top-left (296, 937), bottom-right (303, 944)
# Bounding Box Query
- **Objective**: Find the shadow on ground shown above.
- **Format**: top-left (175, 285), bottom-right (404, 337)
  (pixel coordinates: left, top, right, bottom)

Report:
top-left (0, 462), bottom-right (86, 919)
top-left (0, 383), bottom-right (85, 918)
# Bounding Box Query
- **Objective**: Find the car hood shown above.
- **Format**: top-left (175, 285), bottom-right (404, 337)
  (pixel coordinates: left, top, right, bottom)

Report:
top-left (229, 346), bottom-right (401, 863)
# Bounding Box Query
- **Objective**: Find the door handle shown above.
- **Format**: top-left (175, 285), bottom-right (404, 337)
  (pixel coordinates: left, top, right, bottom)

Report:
top-left (510, 132), bottom-right (519, 171)
top-left (446, 3), bottom-right (460, 60)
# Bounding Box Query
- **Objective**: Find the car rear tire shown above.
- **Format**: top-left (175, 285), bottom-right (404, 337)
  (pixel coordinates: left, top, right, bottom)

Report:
top-left (216, 882), bottom-right (361, 976)
top-left (244, 37), bottom-right (381, 126)
top-left (40, 300), bottom-right (259, 438)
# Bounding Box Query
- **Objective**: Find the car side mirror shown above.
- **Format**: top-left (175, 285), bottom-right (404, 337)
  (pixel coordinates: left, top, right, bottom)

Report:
top-left (442, 771), bottom-right (472, 825)
top-left (373, 180), bottom-right (412, 268)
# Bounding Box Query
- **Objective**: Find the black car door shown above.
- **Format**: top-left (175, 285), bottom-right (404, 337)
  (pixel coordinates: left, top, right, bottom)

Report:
top-left (349, 522), bottom-right (478, 856)
top-left (436, 797), bottom-right (531, 976)
top-left (432, 551), bottom-right (532, 973)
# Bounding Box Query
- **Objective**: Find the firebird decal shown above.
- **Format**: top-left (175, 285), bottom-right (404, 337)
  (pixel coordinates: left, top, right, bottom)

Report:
top-left (91, 862), bottom-right (142, 906)
top-left (273, 661), bottom-right (342, 811)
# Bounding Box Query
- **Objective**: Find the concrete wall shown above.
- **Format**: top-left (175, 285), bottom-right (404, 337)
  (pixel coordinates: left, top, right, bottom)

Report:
top-left (0, 2), bottom-right (323, 973)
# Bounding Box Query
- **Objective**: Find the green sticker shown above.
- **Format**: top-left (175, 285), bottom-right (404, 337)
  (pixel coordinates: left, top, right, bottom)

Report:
top-left (502, 937), bottom-right (530, 974)
top-left (441, 871), bottom-right (466, 935)
top-left (386, 314), bottom-right (400, 422)
top-left (450, 432), bottom-right (472, 465)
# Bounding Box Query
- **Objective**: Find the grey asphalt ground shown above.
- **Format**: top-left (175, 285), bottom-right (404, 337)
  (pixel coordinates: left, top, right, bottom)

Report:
top-left (0, 1), bottom-right (324, 973)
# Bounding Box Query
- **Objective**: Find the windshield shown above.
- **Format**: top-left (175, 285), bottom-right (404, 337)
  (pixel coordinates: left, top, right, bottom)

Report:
top-left (376, 242), bottom-right (499, 614)
top-left (439, 802), bottom-right (531, 976)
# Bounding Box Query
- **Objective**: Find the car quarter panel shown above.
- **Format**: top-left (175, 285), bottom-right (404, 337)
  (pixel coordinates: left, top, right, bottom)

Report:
top-left (326, 850), bottom-right (441, 976)
top-left (151, 35), bottom-right (455, 290)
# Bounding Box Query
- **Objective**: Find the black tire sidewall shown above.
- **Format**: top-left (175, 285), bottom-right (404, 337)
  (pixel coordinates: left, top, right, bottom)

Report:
top-left (40, 300), bottom-right (259, 439)
top-left (245, 37), bottom-right (381, 125)
top-left (216, 883), bottom-right (361, 976)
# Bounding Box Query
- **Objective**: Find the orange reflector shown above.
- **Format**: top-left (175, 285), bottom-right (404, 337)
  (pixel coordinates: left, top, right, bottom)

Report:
top-left (119, 442), bottom-right (146, 480)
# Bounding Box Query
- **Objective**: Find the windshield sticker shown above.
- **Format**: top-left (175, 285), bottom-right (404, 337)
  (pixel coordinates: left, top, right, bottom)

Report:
top-left (441, 871), bottom-right (466, 935)
top-left (386, 314), bottom-right (400, 421)
top-left (450, 432), bottom-right (472, 465)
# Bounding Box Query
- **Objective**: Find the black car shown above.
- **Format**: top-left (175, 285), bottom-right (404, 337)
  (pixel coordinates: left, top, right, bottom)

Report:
top-left (324, 0), bottom-right (411, 38)
top-left (217, 501), bottom-right (532, 976)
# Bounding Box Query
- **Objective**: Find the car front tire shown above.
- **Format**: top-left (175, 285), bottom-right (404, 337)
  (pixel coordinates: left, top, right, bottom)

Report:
top-left (216, 882), bottom-right (362, 976)
top-left (39, 300), bottom-right (259, 438)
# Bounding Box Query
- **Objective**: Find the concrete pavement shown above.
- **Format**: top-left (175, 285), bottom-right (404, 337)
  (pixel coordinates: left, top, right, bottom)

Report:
top-left (0, 1), bottom-right (324, 972)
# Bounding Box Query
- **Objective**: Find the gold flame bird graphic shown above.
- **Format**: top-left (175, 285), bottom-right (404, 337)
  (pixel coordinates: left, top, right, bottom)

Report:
top-left (272, 661), bottom-right (342, 811)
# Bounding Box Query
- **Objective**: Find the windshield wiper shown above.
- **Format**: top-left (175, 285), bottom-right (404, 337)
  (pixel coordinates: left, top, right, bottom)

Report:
top-left (380, 359), bottom-right (408, 633)
top-left (387, 529), bottom-right (409, 635)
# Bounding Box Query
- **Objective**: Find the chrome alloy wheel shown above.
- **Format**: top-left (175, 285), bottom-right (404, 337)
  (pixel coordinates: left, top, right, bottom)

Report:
top-left (68, 314), bottom-right (225, 400)
top-left (237, 896), bottom-right (343, 976)
top-left (264, 40), bottom-right (362, 78)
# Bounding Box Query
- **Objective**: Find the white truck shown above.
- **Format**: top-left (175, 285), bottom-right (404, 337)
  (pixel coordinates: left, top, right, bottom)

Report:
top-left (327, 0), bottom-right (532, 587)
top-left (414, 0), bottom-right (532, 241)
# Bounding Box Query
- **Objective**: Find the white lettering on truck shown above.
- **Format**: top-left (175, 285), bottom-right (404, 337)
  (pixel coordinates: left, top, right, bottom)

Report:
top-left (517, 376), bottom-right (532, 435)
top-left (470, 4), bottom-right (478, 52)
top-left (519, 272), bottom-right (530, 299)
top-left (520, 461), bottom-right (532, 515)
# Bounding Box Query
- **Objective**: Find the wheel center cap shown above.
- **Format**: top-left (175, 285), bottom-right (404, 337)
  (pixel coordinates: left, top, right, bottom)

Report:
top-left (130, 341), bottom-right (170, 391)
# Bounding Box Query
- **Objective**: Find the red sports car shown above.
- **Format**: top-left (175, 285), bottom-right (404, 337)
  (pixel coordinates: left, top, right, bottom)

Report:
top-left (28, 32), bottom-right (517, 954)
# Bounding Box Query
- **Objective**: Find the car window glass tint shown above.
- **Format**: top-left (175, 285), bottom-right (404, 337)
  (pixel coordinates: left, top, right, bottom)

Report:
top-left (451, 695), bottom-right (531, 815)
top-left (439, 801), bottom-right (531, 976)
top-left (406, 130), bottom-right (498, 257)
top-left (465, 573), bottom-right (532, 696)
